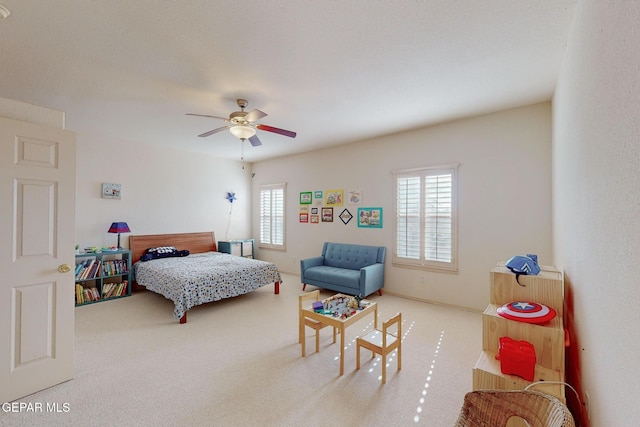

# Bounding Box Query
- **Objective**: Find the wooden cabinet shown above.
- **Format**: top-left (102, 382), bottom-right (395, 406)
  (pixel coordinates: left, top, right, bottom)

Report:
top-left (74, 250), bottom-right (131, 306)
top-left (218, 239), bottom-right (254, 259)
top-left (472, 263), bottom-right (566, 403)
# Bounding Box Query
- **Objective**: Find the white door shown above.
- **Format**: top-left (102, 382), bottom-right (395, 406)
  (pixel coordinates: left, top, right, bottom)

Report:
top-left (0, 116), bottom-right (76, 403)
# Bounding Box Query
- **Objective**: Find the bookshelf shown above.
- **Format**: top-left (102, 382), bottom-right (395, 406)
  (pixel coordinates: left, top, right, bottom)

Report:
top-left (75, 250), bottom-right (131, 306)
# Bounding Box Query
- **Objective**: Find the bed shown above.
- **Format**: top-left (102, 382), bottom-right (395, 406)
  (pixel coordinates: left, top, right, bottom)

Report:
top-left (129, 232), bottom-right (281, 323)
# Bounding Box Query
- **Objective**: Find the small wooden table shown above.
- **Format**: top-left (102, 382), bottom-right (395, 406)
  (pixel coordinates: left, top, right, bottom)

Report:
top-left (299, 294), bottom-right (378, 376)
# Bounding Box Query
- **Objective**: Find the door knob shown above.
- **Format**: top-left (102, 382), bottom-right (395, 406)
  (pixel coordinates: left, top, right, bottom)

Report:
top-left (58, 264), bottom-right (71, 273)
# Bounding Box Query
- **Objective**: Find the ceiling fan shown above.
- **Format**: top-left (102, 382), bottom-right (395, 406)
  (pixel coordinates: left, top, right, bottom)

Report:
top-left (186, 98), bottom-right (297, 147)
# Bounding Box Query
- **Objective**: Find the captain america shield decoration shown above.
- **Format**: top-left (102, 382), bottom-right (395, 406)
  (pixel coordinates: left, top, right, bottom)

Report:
top-left (496, 301), bottom-right (556, 324)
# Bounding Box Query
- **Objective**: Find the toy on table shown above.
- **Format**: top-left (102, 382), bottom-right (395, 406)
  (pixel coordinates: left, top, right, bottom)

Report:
top-left (323, 294), bottom-right (359, 318)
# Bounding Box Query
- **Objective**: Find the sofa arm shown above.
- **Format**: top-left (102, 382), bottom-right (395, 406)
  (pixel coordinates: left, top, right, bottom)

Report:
top-left (301, 256), bottom-right (324, 272)
top-left (359, 263), bottom-right (385, 295)
top-left (300, 256), bottom-right (325, 284)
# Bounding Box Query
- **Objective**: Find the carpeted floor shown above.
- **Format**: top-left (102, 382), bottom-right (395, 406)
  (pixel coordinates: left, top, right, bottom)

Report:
top-left (0, 273), bottom-right (482, 427)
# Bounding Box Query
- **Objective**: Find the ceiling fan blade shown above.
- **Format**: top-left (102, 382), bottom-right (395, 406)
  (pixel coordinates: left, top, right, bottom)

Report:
top-left (256, 124), bottom-right (297, 138)
top-left (198, 126), bottom-right (230, 137)
top-left (248, 134), bottom-right (262, 147)
top-left (186, 113), bottom-right (229, 121)
top-left (244, 109), bottom-right (267, 123)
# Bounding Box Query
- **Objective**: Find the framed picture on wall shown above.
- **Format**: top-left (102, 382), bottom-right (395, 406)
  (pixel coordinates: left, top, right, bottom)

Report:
top-left (357, 207), bottom-right (383, 228)
top-left (324, 189), bottom-right (343, 206)
top-left (339, 208), bottom-right (353, 225)
top-left (314, 190), bottom-right (323, 199)
top-left (310, 215), bottom-right (319, 224)
top-left (348, 189), bottom-right (362, 205)
top-left (299, 213), bottom-right (309, 223)
top-left (102, 183), bottom-right (122, 200)
top-left (300, 192), bottom-right (312, 204)
top-left (321, 207), bottom-right (333, 222)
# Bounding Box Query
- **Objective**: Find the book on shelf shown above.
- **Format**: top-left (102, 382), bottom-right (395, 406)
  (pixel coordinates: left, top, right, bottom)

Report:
top-left (75, 283), bottom-right (100, 304)
top-left (101, 281), bottom-right (128, 299)
top-left (76, 259), bottom-right (103, 280)
top-left (104, 283), bottom-right (117, 298)
top-left (103, 260), bottom-right (113, 276)
top-left (88, 260), bottom-right (101, 279)
top-left (75, 259), bottom-right (89, 280)
top-left (102, 283), bottom-right (112, 298)
top-left (75, 283), bottom-right (83, 304)
top-left (80, 260), bottom-right (90, 280)
top-left (100, 259), bottom-right (129, 276)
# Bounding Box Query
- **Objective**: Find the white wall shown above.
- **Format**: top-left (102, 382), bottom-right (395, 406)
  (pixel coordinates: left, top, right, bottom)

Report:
top-left (75, 133), bottom-right (252, 250)
top-left (553, 1), bottom-right (640, 425)
top-left (252, 103), bottom-right (553, 311)
top-left (0, 97), bottom-right (64, 129)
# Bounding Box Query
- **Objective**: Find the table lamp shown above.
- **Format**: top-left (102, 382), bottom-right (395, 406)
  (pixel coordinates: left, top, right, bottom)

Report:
top-left (108, 222), bottom-right (131, 249)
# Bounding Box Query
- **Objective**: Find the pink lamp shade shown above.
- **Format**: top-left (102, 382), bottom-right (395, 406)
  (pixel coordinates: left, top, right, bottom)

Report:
top-left (108, 222), bottom-right (131, 248)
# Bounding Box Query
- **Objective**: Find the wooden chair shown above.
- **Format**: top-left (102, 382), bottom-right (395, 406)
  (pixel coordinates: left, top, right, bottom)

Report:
top-left (298, 290), bottom-right (336, 355)
top-left (454, 390), bottom-right (576, 427)
top-left (356, 312), bottom-right (401, 384)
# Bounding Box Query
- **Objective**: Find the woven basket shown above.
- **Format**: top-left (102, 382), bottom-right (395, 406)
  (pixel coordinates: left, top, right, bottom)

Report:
top-left (454, 390), bottom-right (576, 427)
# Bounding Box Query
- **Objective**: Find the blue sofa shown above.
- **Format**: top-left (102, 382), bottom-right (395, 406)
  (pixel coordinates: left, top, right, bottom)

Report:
top-left (300, 242), bottom-right (386, 297)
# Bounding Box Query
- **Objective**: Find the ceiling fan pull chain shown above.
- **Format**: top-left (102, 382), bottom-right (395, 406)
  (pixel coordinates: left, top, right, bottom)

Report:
top-left (241, 139), bottom-right (245, 169)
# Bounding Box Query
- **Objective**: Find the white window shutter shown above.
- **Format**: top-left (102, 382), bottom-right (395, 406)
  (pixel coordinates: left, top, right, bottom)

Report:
top-left (260, 184), bottom-right (286, 249)
top-left (394, 166), bottom-right (457, 272)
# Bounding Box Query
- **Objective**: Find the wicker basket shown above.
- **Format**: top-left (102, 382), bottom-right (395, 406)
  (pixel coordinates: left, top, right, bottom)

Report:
top-left (454, 390), bottom-right (575, 427)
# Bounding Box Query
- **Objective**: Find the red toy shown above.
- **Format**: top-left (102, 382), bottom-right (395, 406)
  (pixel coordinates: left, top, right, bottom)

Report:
top-left (495, 336), bottom-right (536, 381)
top-left (497, 301), bottom-right (556, 324)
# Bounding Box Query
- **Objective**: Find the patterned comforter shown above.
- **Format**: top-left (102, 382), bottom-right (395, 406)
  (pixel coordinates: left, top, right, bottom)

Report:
top-left (134, 252), bottom-right (281, 320)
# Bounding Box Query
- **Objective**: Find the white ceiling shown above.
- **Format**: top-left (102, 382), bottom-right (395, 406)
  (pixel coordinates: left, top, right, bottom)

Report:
top-left (0, 1), bottom-right (576, 162)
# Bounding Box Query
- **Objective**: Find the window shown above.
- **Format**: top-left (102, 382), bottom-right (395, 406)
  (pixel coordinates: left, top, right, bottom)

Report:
top-left (259, 183), bottom-right (286, 250)
top-left (394, 165), bottom-right (458, 272)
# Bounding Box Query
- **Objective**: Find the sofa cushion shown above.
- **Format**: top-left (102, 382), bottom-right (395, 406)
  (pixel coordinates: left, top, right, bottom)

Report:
top-left (303, 266), bottom-right (360, 290)
top-left (323, 243), bottom-right (382, 270)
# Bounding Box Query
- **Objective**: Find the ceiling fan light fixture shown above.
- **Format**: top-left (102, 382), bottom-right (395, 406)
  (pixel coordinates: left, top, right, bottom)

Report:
top-left (229, 125), bottom-right (256, 140)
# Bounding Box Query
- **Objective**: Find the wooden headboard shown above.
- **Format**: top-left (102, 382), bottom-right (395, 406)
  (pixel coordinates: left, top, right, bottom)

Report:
top-left (129, 231), bottom-right (217, 264)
